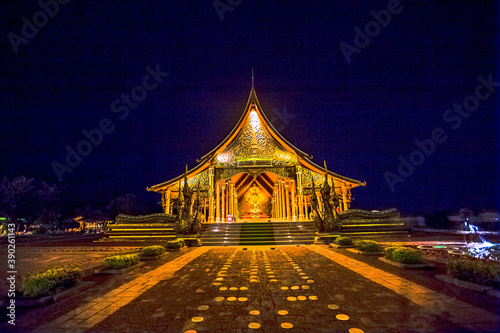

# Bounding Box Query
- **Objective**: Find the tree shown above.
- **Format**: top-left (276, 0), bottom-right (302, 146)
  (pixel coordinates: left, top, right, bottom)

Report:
top-left (106, 193), bottom-right (144, 218)
top-left (0, 176), bottom-right (36, 231)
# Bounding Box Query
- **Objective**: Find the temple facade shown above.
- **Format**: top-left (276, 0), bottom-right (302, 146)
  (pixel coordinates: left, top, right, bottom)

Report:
top-left (147, 86), bottom-right (365, 222)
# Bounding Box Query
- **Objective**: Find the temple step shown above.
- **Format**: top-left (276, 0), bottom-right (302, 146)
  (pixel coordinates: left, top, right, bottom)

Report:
top-left (199, 221), bottom-right (316, 246)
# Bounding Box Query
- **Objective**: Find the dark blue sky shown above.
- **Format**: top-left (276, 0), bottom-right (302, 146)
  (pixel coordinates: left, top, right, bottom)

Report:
top-left (0, 1), bottom-right (498, 214)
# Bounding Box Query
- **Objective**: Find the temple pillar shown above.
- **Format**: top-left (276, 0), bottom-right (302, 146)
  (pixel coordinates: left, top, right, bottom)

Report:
top-left (280, 180), bottom-right (285, 221)
top-left (285, 180), bottom-right (291, 221)
top-left (208, 166), bottom-right (214, 222)
top-left (230, 183), bottom-right (235, 217)
top-left (342, 182), bottom-right (348, 212)
top-left (296, 165), bottom-right (304, 221)
top-left (291, 180), bottom-right (296, 221)
top-left (221, 182), bottom-right (226, 222)
top-left (216, 181), bottom-right (220, 223)
top-left (166, 190), bottom-right (171, 214)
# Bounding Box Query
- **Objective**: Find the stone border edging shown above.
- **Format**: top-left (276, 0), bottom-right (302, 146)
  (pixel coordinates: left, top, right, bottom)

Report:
top-left (95, 261), bottom-right (145, 274)
top-left (378, 256), bottom-right (434, 269)
top-left (139, 253), bottom-right (165, 260)
top-left (435, 274), bottom-right (498, 296)
top-left (329, 243), bottom-right (355, 248)
top-left (346, 248), bottom-right (384, 255)
top-left (2, 281), bottom-right (95, 308)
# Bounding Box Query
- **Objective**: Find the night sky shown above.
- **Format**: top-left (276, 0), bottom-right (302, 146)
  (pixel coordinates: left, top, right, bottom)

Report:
top-left (0, 1), bottom-right (498, 215)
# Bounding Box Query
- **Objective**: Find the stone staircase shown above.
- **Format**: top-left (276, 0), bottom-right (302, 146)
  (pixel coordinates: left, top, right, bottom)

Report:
top-left (199, 221), bottom-right (316, 246)
top-left (102, 213), bottom-right (177, 242)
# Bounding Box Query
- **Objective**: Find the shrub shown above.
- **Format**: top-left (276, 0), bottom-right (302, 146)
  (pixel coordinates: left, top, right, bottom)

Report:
top-left (335, 236), bottom-right (354, 246)
top-left (141, 245), bottom-right (165, 256)
top-left (385, 246), bottom-right (425, 264)
top-left (354, 240), bottom-right (380, 252)
top-left (165, 239), bottom-right (185, 249)
top-left (22, 265), bottom-right (83, 298)
top-left (447, 258), bottom-right (500, 287)
top-left (104, 254), bottom-right (139, 269)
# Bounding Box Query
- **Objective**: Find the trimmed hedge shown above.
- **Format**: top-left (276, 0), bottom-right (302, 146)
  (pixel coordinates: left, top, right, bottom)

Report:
top-left (335, 236), bottom-right (354, 246)
top-left (385, 246), bottom-right (425, 264)
top-left (166, 238), bottom-right (185, 249)
top-left (447, 258), bottom-right (500, 288)
top-left (104, 254), bottom-right (139, 269)
top-left (354, 240), bottom-right (380, 252)
top-left (22, 265), bottom-right (83, 298)
top-left (141, 245), bottom-right (165, 256)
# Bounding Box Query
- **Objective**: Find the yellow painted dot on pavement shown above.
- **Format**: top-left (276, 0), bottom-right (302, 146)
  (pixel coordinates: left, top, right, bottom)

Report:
top-left (197, 305), bottom-right (209, 311)
top-left (291, 286), bottom-right (299, 290)
top-left (336, 314), bottom-right (349, 321)
top-left (191, 316), bottom-right (204, 322)
top-left (328, 304), bottom-right (339, 309)
top-left (301, 276), bottom-right (309, 279)
top-left (349, 328), bottom-right (364, 333)
top-left (268, 275), bottom-right (276, 279)
top-left (219, 287), bottom-right (228, 291)
top-left (270, 279), bottom-right (278, 282)
top-left (281, 322), bottom-right (293, 329)
top-left (307, 280), bottom-right (315, 283)
top-left (299, 272), bottom-right (306, 275)
top-left (301, 285), bottom-right (310, 289)
top-left (281, 286), bottom-right (289, 290)
top-left (248, 322), bottom-right (261, 329)
top-left (215, 297), bottom-right (224, 301)
top-left (238, 297), bottom-right (248, 302)
top-left (213, 282), bottom-right (221, 285)
top-left (278, 310), bottom-right (288, 315)
top-left (287, 296), bottom-right (297, 301)
top-left (249, 310), bottom-right (260, 315)
top-left (297, 296), bottom-right (307, 301)
top-left (184, 330), bottom-right (197, 333)
top-left (309, 295), bottom-right (318, 300)
top-left (216, 277), bottom-right (224, 281)
top-left (240, 286), bottom-right (248, 290)
top-left (227, 296), bottom-right (237, 301)
top-left (250, 279), bottom-right (258, 283)
top-left (229, 287), bottom-right (238, 291)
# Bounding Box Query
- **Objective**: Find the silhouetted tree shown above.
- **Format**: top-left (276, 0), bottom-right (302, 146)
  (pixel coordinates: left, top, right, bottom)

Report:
top-left (106, 193), bottom-right (144, 218)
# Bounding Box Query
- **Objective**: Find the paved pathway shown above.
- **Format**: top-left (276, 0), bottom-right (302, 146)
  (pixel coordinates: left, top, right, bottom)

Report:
top-left (30, 246), bottom-right (499, 332)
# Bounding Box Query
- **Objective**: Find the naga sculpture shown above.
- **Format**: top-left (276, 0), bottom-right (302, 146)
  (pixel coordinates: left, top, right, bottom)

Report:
top-left (311, 162), bottom-right (342, 232)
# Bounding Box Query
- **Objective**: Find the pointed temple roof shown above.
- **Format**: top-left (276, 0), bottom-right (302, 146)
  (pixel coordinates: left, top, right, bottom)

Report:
top-left (147, 86), bottom-right (365, 193)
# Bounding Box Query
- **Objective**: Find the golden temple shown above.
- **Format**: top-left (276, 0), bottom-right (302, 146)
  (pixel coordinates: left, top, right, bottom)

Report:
top-left (147, 85), bottom-right (365, 222)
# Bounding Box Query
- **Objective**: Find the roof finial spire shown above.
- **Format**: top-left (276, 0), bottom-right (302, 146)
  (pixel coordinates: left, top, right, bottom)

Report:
top-left (251, 67), bottom-right (254, 90)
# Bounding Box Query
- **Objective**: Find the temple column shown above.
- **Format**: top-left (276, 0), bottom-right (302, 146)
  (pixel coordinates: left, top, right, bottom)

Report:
top-left (342, 182), bottom-right (348, 212)
top-left (280, 180), bottom-right (286, 221)
top-left (216, 181), bottom-right (220, 223)
top-left (234, 189), bottom-right (238, 218)
top-left (305, 196), bottom-right (310, 220)
top-left (166, 190), bottom-right (171, 214)
top-left (285, 180), bottom-right (291, 221)
top-left (277, 184), bottom-right (279, 220)
top-left (291, 180), bottom-right (296, 221)
top-left (230, 183), bottom-right (234, 217)
top-left (208, 167), bottom-right (214, 222)
top-left (274, 185), bottom-right (278, 219)
top-left (221, 182), bottom-right (226, 223)
top-left (296, 165), bottom-right (304, 221)
top-left (279, 180), bottom-right (284, 220)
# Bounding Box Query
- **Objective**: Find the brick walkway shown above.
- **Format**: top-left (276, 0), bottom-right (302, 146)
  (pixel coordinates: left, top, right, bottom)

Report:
top-left (25, 246), bottom-right (499, 332)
